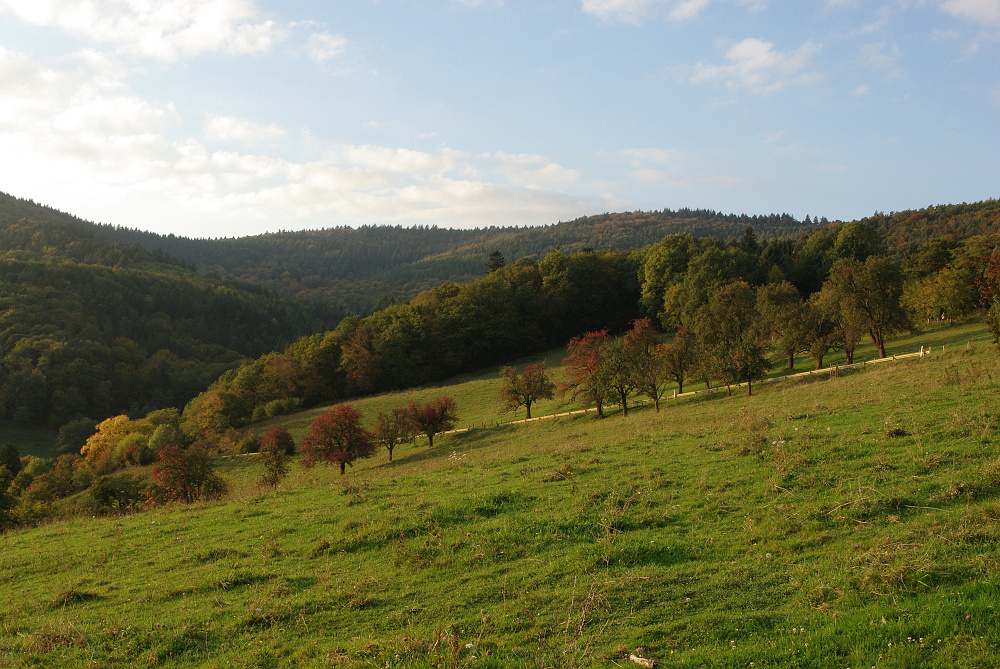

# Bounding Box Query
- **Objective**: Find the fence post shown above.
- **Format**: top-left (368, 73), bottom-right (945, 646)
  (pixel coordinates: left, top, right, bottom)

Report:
top-left (920, 345), bottom-right (924, 358)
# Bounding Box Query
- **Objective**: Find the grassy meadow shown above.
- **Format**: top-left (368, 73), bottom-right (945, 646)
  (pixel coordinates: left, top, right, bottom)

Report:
top-left (2, 322), bottom-right (1000, 667)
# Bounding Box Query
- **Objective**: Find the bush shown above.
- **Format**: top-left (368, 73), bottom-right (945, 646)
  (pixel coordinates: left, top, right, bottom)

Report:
top-left (88, 474), bottom-right (147, 514)
top-left (148, 446), bottom-right (228, 505)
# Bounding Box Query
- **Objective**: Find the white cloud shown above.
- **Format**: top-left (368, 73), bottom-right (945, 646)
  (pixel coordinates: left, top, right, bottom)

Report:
top-left (620, 147), bottom-right (745, 190)
top-left (204, 115), bottom-right (285, 143)
top-left (305, 32), bottom-right (347, 63)
top-left (0, 0), bottom-right (287, 61)
top-left (859, 42), bottom-right (905, 78)
top-left (0, 46), bottom-right (606, 234)
top-left (581, 0), bottom-right (709, 23)
top-left (942, 0), bottom-right (1000, 25)
top-left (479, 152), bottom-right (580, 187)
top-left (691, 38), bottom-right (821, 94)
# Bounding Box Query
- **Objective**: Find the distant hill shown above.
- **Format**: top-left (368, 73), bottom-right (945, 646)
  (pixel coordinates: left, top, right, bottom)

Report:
top-left (862, 200), bottom-right (1000, 252)
top-left (87, 209), bottom-right (817, 313)
top-left (0, 192), bottom-right (344, 429)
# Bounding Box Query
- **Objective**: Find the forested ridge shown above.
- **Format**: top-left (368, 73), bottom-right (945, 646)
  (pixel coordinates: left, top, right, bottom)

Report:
top-left (88, 208), bottom-right (817, 313)
top-left (0, 193), bottom-right (345, 431)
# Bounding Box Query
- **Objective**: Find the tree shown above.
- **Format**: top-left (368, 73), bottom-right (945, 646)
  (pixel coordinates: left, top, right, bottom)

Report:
top-left (406, 397), bottom-right (458, 448)
top-left (260, 425), bottom-right (296, 456)
top-left (832, 221), bottom-right (885, 262)
top-left (560, 329), bottom-right (612, 419)
top-left (812, 270), bottom-right (867, 364)
top-left (374, 407), bottom-right (416, 462)
top-left (149, 446), bottom-right (228, 504)
top-left (904, 266), bottom-right (975, 325)
top-left (824, 257), bottom-right (912, 359)
top-left (756, 281), bottom-right (805, 370)
top-left (0, 443), bottom-right (21, 478)
top-left (499, 363), bottom-right (556, 419)
top-left (695, 282), bottom-right (770, 396)
top-left (257, 427), bottom-right (293, 487)
top-left (800, 299), bottom-right (839, 370)
top-left (597, 337), bottom-right (637, 416)
top-left (622, 318), bottom-right (670, 412)
top-left (486, 249), bottom-right (506, 274)
top-left (301, 405), bottom-right (376, 475)
top-left (662, 326), bottom-right (700, 395)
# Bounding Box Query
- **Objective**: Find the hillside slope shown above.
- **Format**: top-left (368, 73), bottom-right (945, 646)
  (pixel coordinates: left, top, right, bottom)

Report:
top-left (2, 324), bottom-right (997, 667)
top-left (0, 193), bottom-right (344, 429)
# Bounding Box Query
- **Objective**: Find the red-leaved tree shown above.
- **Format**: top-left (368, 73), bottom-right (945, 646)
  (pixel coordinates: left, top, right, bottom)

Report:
top-left (301, 405), bottom-right (376, 475)
top-left (406, 397), bottom-right (458, 448)
top-left (149, 445), bottom-right (228, 504)
top-left (559, 329), bottom-right (611, 418)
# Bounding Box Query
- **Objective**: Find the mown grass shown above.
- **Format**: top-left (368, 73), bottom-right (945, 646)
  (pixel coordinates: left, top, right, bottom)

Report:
top-left (2, 322), bottom-right (999, 667)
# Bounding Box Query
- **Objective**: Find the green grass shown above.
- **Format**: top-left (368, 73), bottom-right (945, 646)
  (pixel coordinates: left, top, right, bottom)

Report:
top-left (2, 321), bottom-right (1000, 667)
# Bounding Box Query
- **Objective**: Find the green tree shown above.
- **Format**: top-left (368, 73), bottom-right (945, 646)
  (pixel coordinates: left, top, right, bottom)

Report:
top-left (800, 299), bottom-right (839, 370)
top-left (0, 443), bottom-right (21, 477)
top-left (597, 337), bottom-right (637, 416)
top-left (756, 281), bottom-right (805, 370)
top-left (301, 405), bottom-right (376, 475)
top-left (662, 326), bottom-right (700, 395)
top-left (695, 282), bottom-right (770, 396)
top-left (622, 318), bottom-right (670, 412)
top-left (824, 257), bottom-right (912, 359)
top-left (832, 221), bottom-right (885, 262)
top-left (485, 249), bottom-right (506, 274)
top-left (499, 363), bottom-right (556, 419)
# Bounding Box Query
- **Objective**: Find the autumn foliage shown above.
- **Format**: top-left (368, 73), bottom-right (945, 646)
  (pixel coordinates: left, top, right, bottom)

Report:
top-left (301, 405), bottom-right (376, 475)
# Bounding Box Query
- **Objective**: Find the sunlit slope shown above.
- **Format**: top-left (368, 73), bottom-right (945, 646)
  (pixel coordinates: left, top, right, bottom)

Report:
top-left (1, 325), bottom-right (999, 668)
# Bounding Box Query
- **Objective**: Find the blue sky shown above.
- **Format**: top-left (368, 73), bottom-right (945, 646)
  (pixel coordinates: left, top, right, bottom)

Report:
top-left (0, 0), bottom-right (997, 238)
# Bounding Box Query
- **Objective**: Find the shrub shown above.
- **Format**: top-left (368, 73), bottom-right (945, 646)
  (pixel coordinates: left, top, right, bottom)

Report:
top-left (88, 474), bottom-right (147, 514)
top-left (148, 446), bottom-right (228, 505)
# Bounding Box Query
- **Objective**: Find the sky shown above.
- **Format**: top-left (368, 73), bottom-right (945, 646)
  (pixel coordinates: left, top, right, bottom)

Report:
top-left (0, 0), bottom-right (997, 238)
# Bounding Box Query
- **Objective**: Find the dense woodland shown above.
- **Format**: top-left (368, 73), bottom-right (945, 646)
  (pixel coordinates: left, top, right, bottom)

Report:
top-left (0, 194), bottom-right (345, 431)
top-left (1, 192), bottom-right (999, 530)
top-left (89, 209), bottom-right (817, 313)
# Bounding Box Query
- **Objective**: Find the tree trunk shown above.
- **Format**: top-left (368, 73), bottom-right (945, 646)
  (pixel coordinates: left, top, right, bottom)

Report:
top-left (845, 347), bottom-right (855, 364)
top-left (339, 461), bottom-right (346, 475)
top-left (787, 353), bottom-right (795, 370)
top-left (525, 400), bottom-right (532, 420)
top-left (872, 330), bottom-right (887, 359)
top-left (747, 379), bottom-right (753, 396)
top-left (815, 354), bottom-right (824, 370)
top-left (619, 390), bottom-right (628, 417)
top-left (427, 433), bottom-right (434, 448)
top-left (388, 445), bottom-right (394, 462)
